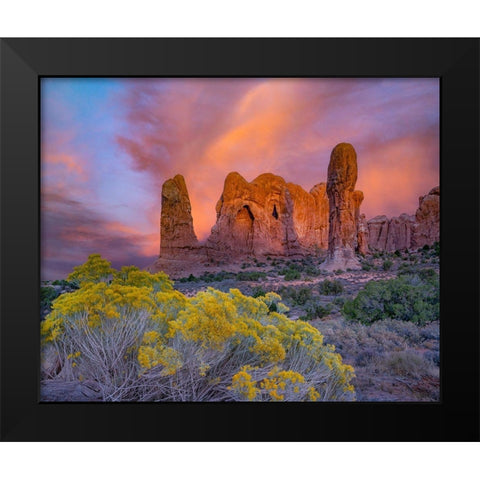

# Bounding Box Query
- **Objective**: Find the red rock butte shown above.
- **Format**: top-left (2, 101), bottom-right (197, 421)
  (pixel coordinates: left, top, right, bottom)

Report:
top-left (149, 143), bottom-right (439, 276)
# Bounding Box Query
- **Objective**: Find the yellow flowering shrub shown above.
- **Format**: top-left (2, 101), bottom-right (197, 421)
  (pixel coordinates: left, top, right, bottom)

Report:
top-left (169, 289), bottom-right (239, 350)
top-left (113, 266), bottom-right (173, 292)
top-left (41, 257), bottom-right (355, 402)
top-left (67, 253), bottom-right (114, 286)
top-left (229, 366), bottom-right (260, 401)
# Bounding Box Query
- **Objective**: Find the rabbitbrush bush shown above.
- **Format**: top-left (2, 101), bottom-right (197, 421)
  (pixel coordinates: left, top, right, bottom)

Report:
top-left (41, 254), bottom-right (355, 402)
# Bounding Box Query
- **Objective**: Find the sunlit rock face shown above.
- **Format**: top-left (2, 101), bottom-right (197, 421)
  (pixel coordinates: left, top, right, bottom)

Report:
top-left (160, 174), bottom-right (198, 257)
top-left (367, 187), bottom-right (439, 252)
top-left (368, 213), bottom-right (415, 252)
top-left (367, 215), bottom-right (390, 251)
top-left (149, 145), bottom-right (439, 277)
top-left (148, 174), bottom-right (205, 277)
top-left (352, 190), bottom-right (369, 255)
top-left (287, 181), bottom-right (329, 251)
top-left (321, 143), bottom-right (362, 271)
top-left (412, 186), bottom-right (440, 248)
top-left (206, 172), bottom-right (329, 259)
top-left (386, 214), bottom-right (415, 251)
top-left (357, 213), bottom-right (370, 256)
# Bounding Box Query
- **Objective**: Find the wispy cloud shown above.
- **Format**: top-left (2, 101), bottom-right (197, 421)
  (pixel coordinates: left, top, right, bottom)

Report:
top-left (117, 78), bottom-right (439, 238)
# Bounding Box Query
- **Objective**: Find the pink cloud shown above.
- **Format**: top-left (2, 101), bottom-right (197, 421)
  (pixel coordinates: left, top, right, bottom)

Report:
top-left (117, 78), bottom-right (439, 241)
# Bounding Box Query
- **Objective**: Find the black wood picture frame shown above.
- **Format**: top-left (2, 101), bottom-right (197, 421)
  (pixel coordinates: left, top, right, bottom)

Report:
top-left (1, 38), bottom-right (479, 441)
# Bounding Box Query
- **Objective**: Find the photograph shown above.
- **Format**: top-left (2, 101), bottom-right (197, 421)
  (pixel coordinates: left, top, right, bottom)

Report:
top-left (40, 77), bottom-right (440, 402)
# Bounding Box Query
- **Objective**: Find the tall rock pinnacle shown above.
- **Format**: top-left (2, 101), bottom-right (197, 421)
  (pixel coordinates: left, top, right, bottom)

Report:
top-left (321, 143), bottom-right (362, 270)
top-left (160, 174), bottom-right (198, 256)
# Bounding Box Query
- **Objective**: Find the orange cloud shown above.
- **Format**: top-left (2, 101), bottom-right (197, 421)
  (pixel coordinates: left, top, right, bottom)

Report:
top-left (117, 78), bottom-right (439, 243)
top-left (357, 131), bottom-right (439, 219)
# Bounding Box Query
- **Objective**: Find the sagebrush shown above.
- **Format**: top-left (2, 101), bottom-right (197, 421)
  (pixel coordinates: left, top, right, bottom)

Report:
top-left (41, 254), bottom-right (356, 402)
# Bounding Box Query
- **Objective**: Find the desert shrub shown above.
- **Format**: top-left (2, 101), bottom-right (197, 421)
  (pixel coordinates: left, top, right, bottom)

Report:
top-left (236, 271), bottom-right (267, 281)
top-left (301, 300), bottom-right (332, 321)
top-left (178, 273), bottom-right (198, 283)
top-left (382, 259), bottom-right (393, 271)
top-left (251, 286), bottom-right (267, 298)
top-left (67, 253), bottom-right (114, 286)
top-left (423, 350), bottom-right (440, 367)
top-left (284, 270), bottom-right (301, 281)
top-left (342, 272), bottom-right (439, 325)
top-left (304, 265), bottom-right (321, 277)
top-left (332, 296), bottom-right (347, 307)
top-left (41, 256), bottom-right (354, 402)
top-left (277, 286), bottom-right (313, 306)
top-left (380, 350), bottom-right (436, 379)
top-left (41, 286), bottom-right (61, 312)
top-left (279, 265), bottom-right (302, 280)
top-left (52, 279), bottom-right (79, 289)
top-left (318, 279), bottom-right (344, 296)
top-left (355, 348), bottom-right (384, 367)
top-left (361, 262), bottom-right (373, 271)
top-left (416, 268), bottom-right (437, 282)
top-left (195, 271), bottom-right (236, 282)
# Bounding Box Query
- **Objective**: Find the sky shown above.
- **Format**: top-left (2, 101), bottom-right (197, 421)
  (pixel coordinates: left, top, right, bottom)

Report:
top-left (41, 77), bottom-right (439, 280)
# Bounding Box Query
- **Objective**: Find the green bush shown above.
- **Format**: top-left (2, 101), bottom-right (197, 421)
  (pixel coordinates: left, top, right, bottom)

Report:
top-left (284, 270), bottom-right (301, 281)
top-left (178, 273), bottom-right (198, 283)
top-left (318, 279), bottom-right (344, 296)
top-left (301, 300), bottom-right (332, 321)
top-left (361, 263), bottom-right (373, 271)
top-left (304, 265), bottom-right (321, 277)
top-left (236, 271), bottom-right (267, 281)
top-left (278, 286), bottom-right (313, 306)
top-left (342, 272), bottom-right (439, 326)
top-left (279, 265), bottom-right (302, 280)
top-left (52, 279), bottom-right (78, 289)
top-left (41, 286), bottom-right (61, 311)
top-left (252, 286), bottom-right (267, 298)
top-left (332, 296), bottom-right (347, 307)
top-left (382, 259), bottom-right (393, 271)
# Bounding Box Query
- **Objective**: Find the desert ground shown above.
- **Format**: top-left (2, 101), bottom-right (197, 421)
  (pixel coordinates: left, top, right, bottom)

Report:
top-left (169, 247), bottom-right (440, 402)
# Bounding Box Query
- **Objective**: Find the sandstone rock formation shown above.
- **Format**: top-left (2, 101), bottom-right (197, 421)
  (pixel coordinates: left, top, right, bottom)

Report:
top-left (367, 215), bottom-right (390, 251)
top-left (412, 186), bottom-right (440, 248)
top-left (159, 174), bottom-right (198, 257)
top-left (352, 190), bottom-right (369, 255)
top-left (357, 214), bottom-right (370, 255)
top-left (367, 186), bottom-right (439, 252)
top-left (321, 143), bottom-right (362, 270)
top-left (387, 214), bottom-right (415, 251)
top-left (286, 182), bottom-right (329, 250)
top-left (368, 213), bottom-right (415, 252)
top-left (206, 172), bottom-right (329, 259)
top-left (149, 149), bottom-right (439, 278)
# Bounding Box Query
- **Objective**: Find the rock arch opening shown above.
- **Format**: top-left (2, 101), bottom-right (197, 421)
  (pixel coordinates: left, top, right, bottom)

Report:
top-left (232, 205), bottom-right (255, 253)
top-left (272, 204), bottom-right (278, 220)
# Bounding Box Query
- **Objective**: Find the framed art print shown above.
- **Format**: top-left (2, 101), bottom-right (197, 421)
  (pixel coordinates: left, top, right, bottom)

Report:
top-left (1, 38), bottom-right (479, 441)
